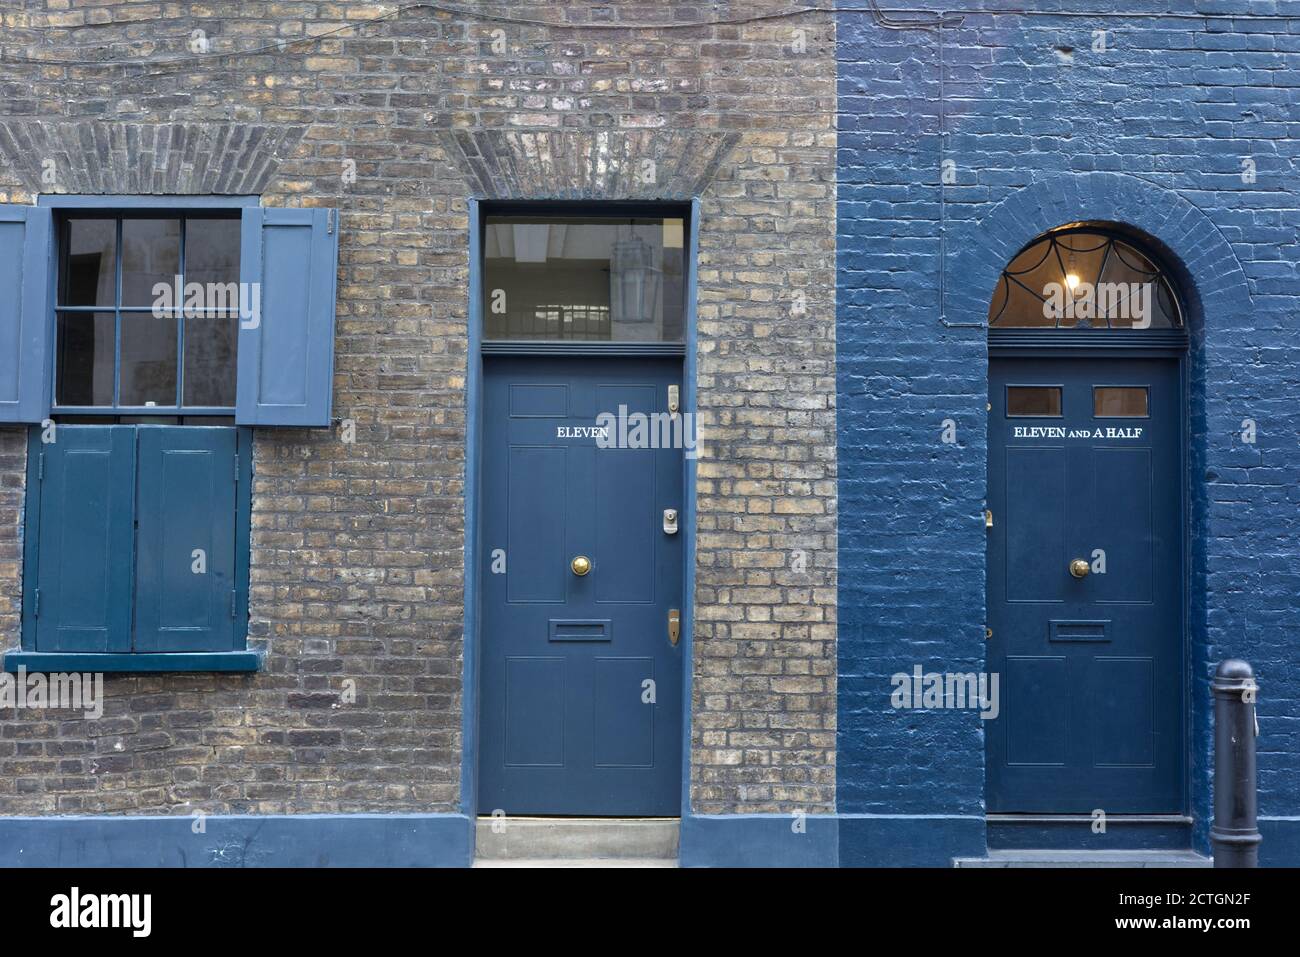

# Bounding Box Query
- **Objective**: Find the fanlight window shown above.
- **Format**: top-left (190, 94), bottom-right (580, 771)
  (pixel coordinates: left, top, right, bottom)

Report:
top-left (989, 228), bottom-right (1183, 329)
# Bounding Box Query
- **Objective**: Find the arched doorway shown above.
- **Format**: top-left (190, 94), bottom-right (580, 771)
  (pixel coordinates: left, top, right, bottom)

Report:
top-left (985, 225), bottom-right (1188, 818)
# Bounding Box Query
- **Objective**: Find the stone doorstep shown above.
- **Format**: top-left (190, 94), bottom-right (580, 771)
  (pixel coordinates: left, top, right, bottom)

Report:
top-left (475, 817), bottom-right (681, 862)
top-left (473, 858), bottom-right (679, 868)
top-left (953, 850), bottom-right (1212, 868)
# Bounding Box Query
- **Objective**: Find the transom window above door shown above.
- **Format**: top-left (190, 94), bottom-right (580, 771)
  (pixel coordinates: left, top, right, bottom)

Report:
top-left (56, 214), bottom-right (241, 412)
top-left (988, 227), bottom-right (1184, 330)
top-left (483, 215), bottom-right (686, 342)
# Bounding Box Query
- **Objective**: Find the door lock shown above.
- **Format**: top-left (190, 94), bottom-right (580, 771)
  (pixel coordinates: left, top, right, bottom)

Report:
top-left (1069, 558), bottom-right (1090, 579)
top-left (663, 508), bottom-right (678, 534)
top-left (668, 608), bottom-right (680, 646)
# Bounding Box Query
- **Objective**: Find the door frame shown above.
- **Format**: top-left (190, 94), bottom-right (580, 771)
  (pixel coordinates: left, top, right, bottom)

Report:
top-left (985, 329), bottom-right (1193, 821)
top-left (461, 198), bottom-right (700, 820)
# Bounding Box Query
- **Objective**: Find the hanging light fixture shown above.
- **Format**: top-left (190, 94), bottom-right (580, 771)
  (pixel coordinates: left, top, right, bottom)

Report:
top-left (1063, 240), bottom-right (1082, 297)
top-left (609, 222), bottom-right (662, 326)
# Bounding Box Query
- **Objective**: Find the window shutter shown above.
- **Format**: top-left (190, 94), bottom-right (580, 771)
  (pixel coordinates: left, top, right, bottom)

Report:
top-left (0, 205), bottom-right (53, 423)
top-left (33, 426), bottom-right (135, 653)
top-left (134, 427), bottom-right (238, 652)
top-left (236, 207), bottom-right (339, 426)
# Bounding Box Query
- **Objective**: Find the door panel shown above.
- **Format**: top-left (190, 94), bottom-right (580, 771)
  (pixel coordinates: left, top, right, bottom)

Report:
top-left (479, 356), bottom-right (684, 815)
top-left (595, 449), bottom-right (656, 603)
top-left (1091, 448), bottom-right (1153, 603)
top-left (506, 446), bottom-right (566, 603)
top-left (504, 656), bottom-right (566, 767)
top-left (1005, 446), bottom-right (1067, 602)
top-left (987, 357), bottom-right (1184, 813)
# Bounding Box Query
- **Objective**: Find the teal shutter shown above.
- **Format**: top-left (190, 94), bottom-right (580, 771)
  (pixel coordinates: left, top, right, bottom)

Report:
top-left (134, 427), bottom-right (238, 652)
top-left (0, 205), bottom-right (53, 423)
top-left (33, 426), bottom-right (136, 652)
top-left (236, 207), bottom-right (339, 426)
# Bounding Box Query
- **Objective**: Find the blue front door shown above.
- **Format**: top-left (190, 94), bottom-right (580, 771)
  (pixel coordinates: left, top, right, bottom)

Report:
top-left (986, 357), bottom-right (1184, 813)
top-left (479, 357), bottom-right (684, 815)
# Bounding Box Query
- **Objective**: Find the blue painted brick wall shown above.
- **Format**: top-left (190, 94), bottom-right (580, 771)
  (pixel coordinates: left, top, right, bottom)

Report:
top-left (837, 2), bottom-right (1300, 860)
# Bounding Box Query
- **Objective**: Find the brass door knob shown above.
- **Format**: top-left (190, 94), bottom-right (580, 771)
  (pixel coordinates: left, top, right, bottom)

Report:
top-left (1069, 558), bottom-right (1090, 579)
top-left (571, 555), bottom-right (592, 576)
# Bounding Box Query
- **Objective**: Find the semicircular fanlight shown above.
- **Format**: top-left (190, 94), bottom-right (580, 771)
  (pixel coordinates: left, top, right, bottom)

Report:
top-left (988, 228), bottom-right (1184, 329)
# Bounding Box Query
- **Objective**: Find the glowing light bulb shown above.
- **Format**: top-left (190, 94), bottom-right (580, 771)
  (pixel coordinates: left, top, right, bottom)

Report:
top-left (1065, 273), bottom-right (1082, 293)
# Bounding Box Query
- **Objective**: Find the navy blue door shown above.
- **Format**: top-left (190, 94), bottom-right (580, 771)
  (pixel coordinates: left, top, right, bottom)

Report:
top-left (987, 357), bottom-right (1184, 813)
top-left (479, 357), bottom-right (684, 815)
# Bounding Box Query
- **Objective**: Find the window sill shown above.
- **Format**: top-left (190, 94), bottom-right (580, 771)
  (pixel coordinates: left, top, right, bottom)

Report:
top-left (3, 651), bottom-right (261, 674)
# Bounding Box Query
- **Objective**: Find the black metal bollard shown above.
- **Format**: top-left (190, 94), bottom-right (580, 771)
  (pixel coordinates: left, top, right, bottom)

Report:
top-left (1210, 659), bottom-right (1261, 868)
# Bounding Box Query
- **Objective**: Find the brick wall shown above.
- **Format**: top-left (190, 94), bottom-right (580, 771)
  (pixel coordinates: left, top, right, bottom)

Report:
top-left (0, 2), bottom-right (836, 816)
top-left (837, 2), bottom-right (1300, 831)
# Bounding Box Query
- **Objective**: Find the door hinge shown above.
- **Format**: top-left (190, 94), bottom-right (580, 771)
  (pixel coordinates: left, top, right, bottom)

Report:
top-left (32, 588), bottom-right (39, 619)
top-left (667, 384), bottom-right (679, 416)
top-left (234, 454), bottom-right (239, 482)
top-left (37, 452), bottom-right (44, 482)
top-left (327, 208), bottom-right (336, 235)
top-left (230, 590), bottom-right (238, 618)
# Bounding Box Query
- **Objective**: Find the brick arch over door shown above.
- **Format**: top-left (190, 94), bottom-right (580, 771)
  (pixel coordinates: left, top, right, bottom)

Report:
top-left (444, 129), bottom-right (741, 200)
top-left (948, 171), bottom-right (1252, 333)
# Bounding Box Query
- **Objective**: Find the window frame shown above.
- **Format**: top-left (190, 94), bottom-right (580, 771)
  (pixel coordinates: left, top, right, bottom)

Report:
top-left (1005, 383), bottom-right (1064, 418)
top-left (44, 195), bottom-right (257, 418)
top-left (1093, 384), bottom-right (1152, 419)
top-left (0, 196), bottom-right (340, 427)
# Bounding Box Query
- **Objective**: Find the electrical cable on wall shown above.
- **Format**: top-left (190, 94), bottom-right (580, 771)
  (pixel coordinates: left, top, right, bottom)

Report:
top-left (1, 3), bottom-right (1288, 70)
top-left (0, 4), bottom-right (952, 70)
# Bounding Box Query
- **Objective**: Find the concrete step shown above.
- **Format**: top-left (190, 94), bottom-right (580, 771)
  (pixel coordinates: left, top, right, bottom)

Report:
top-left (475, 817), bottom-right (679, 862)
top-left (473, 857), bottom-right (678, 868)
top-left (954, 849), bottom-right (1212, 868)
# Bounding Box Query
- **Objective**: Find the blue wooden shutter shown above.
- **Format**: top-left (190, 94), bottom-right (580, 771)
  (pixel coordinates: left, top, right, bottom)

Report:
top-left (33, 426), bottom-right (135, 653)
top-left (237, 207), bottom-right (339, 426)
top-left (134, 427), bottom-right (238, 652)
top-left (0, 205), bottom-right (53, 423)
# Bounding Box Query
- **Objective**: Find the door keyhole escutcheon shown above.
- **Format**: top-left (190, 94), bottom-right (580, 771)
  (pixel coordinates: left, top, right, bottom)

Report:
top-left (571, 555), bottom-right (591, 576)
top-left (1069, 558), bottom-right (1090, 579)
top-left (668, 609), bottom-right (680, 646)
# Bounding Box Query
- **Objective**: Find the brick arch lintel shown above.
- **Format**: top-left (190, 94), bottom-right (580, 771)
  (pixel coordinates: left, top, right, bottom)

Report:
top-left (444, 129), bottom-right (742, 201)
top-left (0, 120), bottom-right (306, 196)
